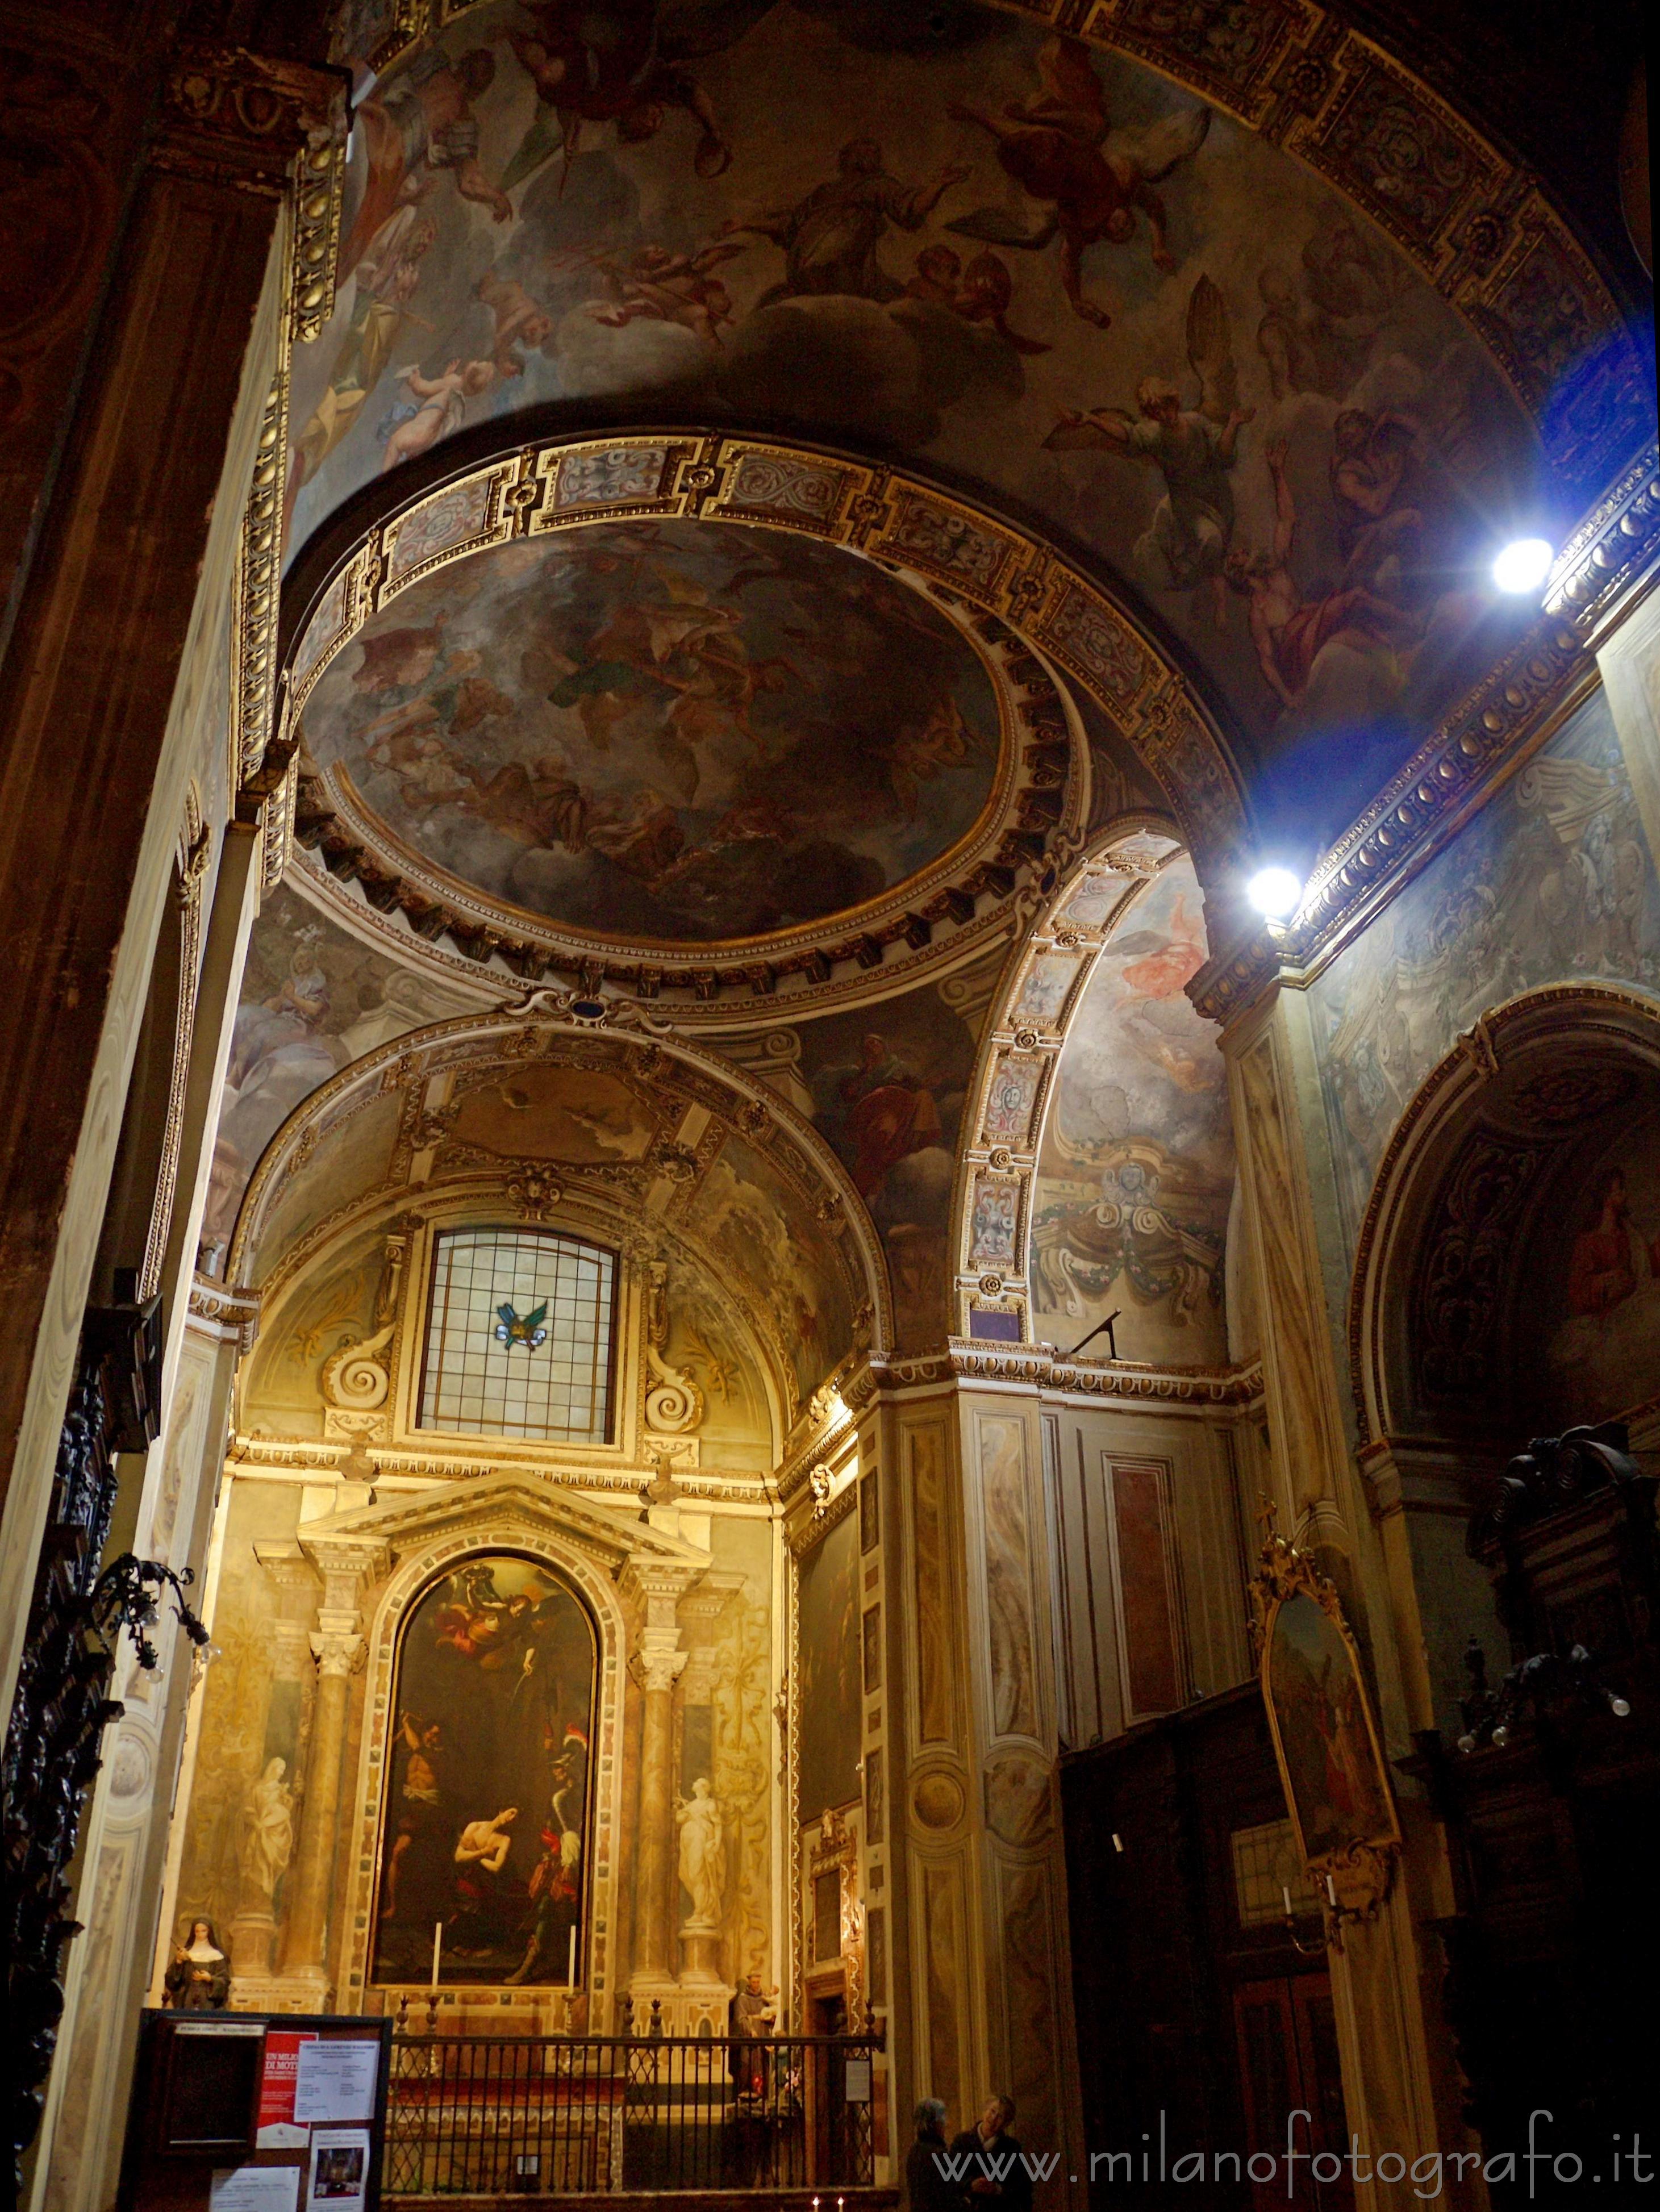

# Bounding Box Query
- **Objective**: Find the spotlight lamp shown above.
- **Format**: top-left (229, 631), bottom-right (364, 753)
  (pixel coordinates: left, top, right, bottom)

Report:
top-left (1491, 537), bottom-right (1554, 595)
top-left (1247, 866), bottom-right (1303, 922)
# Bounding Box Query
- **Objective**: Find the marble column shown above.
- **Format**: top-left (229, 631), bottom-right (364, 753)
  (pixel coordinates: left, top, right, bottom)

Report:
top-left (279, 1543), bottom-right (382, 2000)
top-left (622, 1559), bottom-right (702, 1995)
top-left (635, 1648), bottom-right (687, 1980)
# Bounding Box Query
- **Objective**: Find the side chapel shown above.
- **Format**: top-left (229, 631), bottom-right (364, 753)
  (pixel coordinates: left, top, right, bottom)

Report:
top-left (0, 3), bottom-right (1654, 2211)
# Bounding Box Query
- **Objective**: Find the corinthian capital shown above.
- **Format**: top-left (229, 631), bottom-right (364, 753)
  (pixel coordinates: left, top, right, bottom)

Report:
top-left (311, 1630), bottom-right (368, 1679)
top-left (635, 1648), bottom-right (689, 1697)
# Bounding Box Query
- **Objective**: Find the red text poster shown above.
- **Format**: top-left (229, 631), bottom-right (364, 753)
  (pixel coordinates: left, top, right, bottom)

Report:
top-left (257, 2031), bottom-right (318, 2150)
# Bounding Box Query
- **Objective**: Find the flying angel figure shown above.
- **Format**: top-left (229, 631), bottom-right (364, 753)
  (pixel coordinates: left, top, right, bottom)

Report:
top-left (495, 1300), bottom-right (550, 1349)
top-left (946, 36), bottom-right (1210, 328)
top-left (1045, 274), bottom-right (1253, 630)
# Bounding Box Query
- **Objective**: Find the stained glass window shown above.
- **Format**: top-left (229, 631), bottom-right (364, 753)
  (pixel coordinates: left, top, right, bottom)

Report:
top-left (419, 1228), bottom-right (616, 1443)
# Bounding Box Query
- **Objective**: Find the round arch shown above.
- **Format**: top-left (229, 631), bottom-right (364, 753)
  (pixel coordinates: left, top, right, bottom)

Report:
top-left (945, 816), bottom-right (1239, 1370)
top-left (227, 992), bottom-right (895, 1418)
top-left (1349, 979), bottom-right (1660, 1448)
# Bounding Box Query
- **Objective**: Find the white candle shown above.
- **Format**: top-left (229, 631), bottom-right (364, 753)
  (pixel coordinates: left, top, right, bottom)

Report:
top-left (1325, 1874), bottom-right (1337, 1908)
top-left (1282, 1885), bottom-right (1293, 1918)
top-left (568, 1923), bottom-right (578, 1988)
top-left (431, 1920), bottom-right (443, 1991)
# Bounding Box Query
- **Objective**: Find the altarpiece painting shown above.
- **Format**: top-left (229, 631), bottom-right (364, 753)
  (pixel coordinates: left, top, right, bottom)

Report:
top-left (372, 1554), bottom-right (597, 1986)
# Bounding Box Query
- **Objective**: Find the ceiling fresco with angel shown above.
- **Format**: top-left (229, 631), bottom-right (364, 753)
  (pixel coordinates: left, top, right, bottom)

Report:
top-left (297, 517), bottom-right (1004, 943)
top-left (288, 0), bottom-right (1548, 846)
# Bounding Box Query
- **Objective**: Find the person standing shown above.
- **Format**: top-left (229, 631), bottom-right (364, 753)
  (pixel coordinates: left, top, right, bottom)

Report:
top-left (907, 2100), bottom-right (957, 2212)
top-left (948, 2097), bottom-right (1031, 2212)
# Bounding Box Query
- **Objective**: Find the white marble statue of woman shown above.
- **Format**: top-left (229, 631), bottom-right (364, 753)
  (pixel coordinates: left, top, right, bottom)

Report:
top-left (239, 1756), bottom-right (296, 1901)
top-left (674, 1777), bottom-right (723, 1929)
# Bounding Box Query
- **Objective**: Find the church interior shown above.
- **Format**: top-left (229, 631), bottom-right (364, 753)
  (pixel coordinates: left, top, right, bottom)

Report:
top-left (0, 2), bottom-right (1654, 2210)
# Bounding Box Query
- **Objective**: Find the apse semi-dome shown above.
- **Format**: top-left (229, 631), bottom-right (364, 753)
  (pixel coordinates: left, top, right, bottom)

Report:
top-left (296, 514), bottom-right (1008, 947)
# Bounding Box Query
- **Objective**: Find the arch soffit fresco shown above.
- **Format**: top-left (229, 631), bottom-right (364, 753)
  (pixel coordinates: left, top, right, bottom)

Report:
top-left (936, 820), bottom-right (1256, 1404)
top-left (227, 999), bottom-right (894, 1409)
top-left (1347, 980), bottom-right (1660, 1446)
top-left (335, 0), bottom-right (1644, 479)
top-left (281, 430), bottom-right (1246, 1006)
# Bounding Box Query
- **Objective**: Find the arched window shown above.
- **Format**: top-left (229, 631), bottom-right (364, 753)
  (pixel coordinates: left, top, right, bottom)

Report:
top-left (418, 1227), bottom-right (617, 1443)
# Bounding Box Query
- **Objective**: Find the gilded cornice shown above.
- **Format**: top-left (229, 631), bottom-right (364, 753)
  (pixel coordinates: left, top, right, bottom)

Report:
top-left (1189, 442), bottom-right (1660, 1030)
top-left (187, 1274), bottom-right (260, 1350)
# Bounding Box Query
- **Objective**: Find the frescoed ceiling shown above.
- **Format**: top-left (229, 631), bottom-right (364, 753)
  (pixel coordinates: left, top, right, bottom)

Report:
top-left (283, 0), bottom-right (1653, 864)
top-left (297, 515), bottom-right (1008, 946)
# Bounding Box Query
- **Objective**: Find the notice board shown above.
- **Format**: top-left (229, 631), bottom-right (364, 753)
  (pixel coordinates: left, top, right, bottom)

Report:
top-left (118, 2013), bottom-right (392, 2212)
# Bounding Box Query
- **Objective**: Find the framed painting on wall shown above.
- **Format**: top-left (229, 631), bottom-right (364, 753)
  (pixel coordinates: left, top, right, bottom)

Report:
top-left (1251, 1531), bottom-right (1400, 1920)
top-left (370, 1553), bottom-right (597, 1988)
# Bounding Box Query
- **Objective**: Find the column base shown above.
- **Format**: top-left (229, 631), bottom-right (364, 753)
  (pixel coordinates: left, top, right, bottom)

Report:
top-left (230, 1907), bottom-right (277, 1980)
top-left (678, 1926), bottom-right (724, 1984)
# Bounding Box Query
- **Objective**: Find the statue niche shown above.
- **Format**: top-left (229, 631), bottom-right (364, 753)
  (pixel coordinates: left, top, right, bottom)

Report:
top-left (370, 1553), bottom-right (597, 1989)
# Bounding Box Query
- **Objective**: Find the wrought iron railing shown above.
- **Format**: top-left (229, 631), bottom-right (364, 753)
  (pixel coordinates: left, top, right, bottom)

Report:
top-left (0, 1290), bottom-right (168, 2211)
top-left (385, 2034), bottom-right (879, 2196)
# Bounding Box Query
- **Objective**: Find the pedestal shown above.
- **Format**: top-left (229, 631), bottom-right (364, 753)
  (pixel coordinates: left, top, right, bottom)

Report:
top-left (678, 1924), bottom-right (723, 1984)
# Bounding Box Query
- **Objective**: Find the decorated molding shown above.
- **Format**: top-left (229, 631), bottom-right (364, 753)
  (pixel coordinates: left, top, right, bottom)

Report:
top-left (280, 431), bottom-right (1245, 1005)
top-left (188, 1274), bottom-right (261, 1351)
top-left (1191, 443), bottom-right (1660, 1030)
top-left (155, 44), bottom-right (345, 200)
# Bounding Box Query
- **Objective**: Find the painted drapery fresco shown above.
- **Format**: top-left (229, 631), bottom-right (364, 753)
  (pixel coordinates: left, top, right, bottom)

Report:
top-left (1309, 690), bottom-right (1660, 1255)
top-left (290, 1), bottom-right (1541, 842)
top-left (372, 1555), bottom-right (595, 1986)
top-left (300, 519), bottom-right (1003, 942)
top-left (795, 1508), bottom-right (860, 1825)
top-left (1029, 855), bottom-right (1233, 1366)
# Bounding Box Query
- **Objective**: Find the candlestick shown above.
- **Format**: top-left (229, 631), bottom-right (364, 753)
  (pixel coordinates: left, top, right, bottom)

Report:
top-left (431, 1919), bottom-right (443, 1992)
top-left (568, 1922), bottom-right (578, 1989)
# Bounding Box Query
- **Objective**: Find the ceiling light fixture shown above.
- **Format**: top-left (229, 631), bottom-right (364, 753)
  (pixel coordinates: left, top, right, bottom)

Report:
top-left (1491, 537), bottom-right (1554, 595)
top-left (1247, 866), bottom-right (1303, 921)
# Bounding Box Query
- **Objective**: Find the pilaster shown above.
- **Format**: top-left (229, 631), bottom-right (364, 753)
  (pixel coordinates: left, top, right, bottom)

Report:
top-left (1219, 976), bottom-right (1475, 2209)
